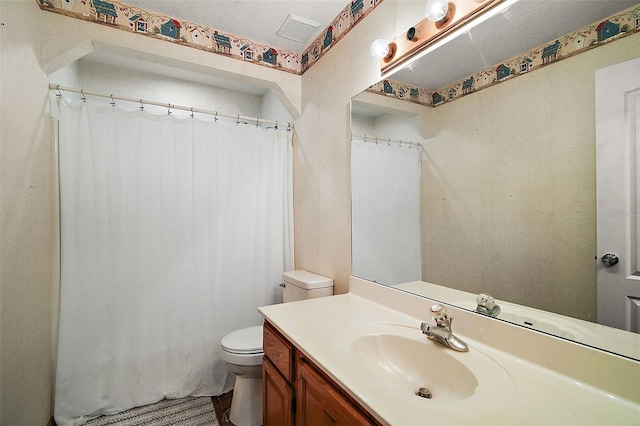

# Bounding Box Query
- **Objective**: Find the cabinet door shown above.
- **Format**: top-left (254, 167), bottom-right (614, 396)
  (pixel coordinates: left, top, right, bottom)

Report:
top-left (296, 356), bottom-right (377, 426)
top-left (263, 357), bottom-right (295, 426)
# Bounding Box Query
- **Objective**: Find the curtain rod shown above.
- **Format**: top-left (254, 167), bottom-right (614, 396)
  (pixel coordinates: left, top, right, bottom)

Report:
top-left (49, 84), bottom-right (292, 130)
top-left (351, 133), bottom-right (422, 149)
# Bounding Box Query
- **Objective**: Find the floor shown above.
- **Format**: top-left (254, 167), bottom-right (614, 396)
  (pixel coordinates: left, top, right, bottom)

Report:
top-left (211, 391), bottom-right (234, 425)
top-left (49, 392), bottom-right (235, 426)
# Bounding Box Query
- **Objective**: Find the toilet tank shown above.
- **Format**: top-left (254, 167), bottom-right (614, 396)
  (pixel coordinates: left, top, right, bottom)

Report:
top-left (282, 270), bottom-right (334, 303)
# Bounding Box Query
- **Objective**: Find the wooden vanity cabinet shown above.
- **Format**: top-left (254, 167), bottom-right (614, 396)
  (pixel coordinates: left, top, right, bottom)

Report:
top-left (263, 320), bottom-right (295, 425)
top-left (262, 320), bottom-right (381, 426)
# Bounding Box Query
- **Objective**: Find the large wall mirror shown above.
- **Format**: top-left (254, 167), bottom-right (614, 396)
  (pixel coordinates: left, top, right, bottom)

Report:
top-left (351, 0), bottom-right (640, 361)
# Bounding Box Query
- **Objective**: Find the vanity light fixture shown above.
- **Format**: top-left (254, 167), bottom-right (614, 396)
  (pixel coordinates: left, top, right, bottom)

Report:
top-left (425, 0), bottom-right (449, 22)
top-left (406, 27), bottom-right (420, 42)
top-left (426, 0), bottom-right (456, 29)
top-left (370, 39), bottom-right (396, 62)
top-left (370, 38), bottom-right (389, 58)
top-left (379, 0), bottom-right (505, 75)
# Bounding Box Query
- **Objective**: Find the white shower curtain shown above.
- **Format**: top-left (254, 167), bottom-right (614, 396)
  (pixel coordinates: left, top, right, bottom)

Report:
top-left (351, 139), bottom-right (421, 285)
top-left (54, 99), bottom-right (293, 425)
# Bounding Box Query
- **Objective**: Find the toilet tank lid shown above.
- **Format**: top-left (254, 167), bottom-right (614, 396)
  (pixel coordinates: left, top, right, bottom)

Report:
top-left (282, 270), bottom-right (334, 289)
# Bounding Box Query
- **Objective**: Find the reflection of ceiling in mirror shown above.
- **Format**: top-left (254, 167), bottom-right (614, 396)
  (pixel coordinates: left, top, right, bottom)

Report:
top-left (374, 1), bottom-right (639, 107)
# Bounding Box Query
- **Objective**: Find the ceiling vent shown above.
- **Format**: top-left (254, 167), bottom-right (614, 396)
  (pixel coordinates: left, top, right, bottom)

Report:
top-left (276, 14), bottom-right (321, 44)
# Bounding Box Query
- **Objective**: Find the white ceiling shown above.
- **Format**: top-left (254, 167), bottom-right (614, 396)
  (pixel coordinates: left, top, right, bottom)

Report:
top-left (123, 0), bottom-right (350, 53)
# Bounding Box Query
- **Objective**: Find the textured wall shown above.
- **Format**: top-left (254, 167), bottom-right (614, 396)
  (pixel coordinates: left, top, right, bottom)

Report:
top-left (1, 2), bottom-right (56, 424)
top-left (294, 1), bottom-right (408, 294)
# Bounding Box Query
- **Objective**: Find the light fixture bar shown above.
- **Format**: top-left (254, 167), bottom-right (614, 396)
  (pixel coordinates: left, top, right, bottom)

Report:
top-left (380, 0), bottom-right (506, 75)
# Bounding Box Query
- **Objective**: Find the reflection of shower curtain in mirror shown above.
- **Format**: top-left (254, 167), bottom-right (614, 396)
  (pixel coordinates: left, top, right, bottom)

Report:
top-left (54, 98), bottom-right (293, 425)
top-left (351, 139), bottom-right (421, 285)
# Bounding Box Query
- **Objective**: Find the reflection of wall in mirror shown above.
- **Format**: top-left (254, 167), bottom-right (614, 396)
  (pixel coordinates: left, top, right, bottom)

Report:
top-left (419, 33), bottom-right (640, 322)
top-left (350, 111), bottom-right (423, 143)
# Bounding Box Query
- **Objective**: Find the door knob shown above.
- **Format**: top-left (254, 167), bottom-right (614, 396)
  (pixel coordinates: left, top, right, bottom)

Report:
top-left (601, 253), bottom-right (619, 267)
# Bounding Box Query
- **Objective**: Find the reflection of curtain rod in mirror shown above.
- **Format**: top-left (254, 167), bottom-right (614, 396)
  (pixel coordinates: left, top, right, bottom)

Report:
top-left (352, 133), bottom-right (423, 150)
top-left (379, 0), bottom-right (510, 77)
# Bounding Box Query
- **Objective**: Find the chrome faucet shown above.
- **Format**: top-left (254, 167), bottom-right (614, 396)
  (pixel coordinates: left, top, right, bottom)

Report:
top-left (420, 304), bottom-right (468, 352)
top-left (475, 293), bottom-right (501, 318)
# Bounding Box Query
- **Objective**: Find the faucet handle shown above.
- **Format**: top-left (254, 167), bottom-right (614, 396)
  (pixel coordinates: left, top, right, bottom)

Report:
top-left (430, 303), bottom-right (444, 316)
top-left (476, 293), bottom-right (496, 309)
top-left (429, 304), bottom-right (450, 326)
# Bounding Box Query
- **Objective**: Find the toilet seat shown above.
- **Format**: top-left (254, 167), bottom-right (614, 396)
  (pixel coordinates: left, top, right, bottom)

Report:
top-left (221, 325), bottom-right (264, 355)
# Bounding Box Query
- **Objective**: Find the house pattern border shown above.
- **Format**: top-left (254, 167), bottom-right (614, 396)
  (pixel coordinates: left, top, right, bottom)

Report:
top-left (37, 0), bottom-right (382, 75)
top-left (35, 0), bottom-right (640, 105)
top-left (368, 4), bottom-right (640, 107)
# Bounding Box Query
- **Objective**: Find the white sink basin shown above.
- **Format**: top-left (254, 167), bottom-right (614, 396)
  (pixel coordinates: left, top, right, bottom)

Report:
top-left (351, 332), bottom-right (477, 401)
top-left (336, 323), bottom-right (516, 403)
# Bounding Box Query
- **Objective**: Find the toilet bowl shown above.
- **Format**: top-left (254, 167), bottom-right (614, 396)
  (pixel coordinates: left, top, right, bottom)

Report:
top-left (220, 270), bottom-right (334, 426)
top-left (220, 326), bottom-right (264, 426)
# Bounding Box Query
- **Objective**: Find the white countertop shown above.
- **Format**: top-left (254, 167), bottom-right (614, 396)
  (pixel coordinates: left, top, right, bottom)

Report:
top-left (259, 278), bottom-right (640, 425)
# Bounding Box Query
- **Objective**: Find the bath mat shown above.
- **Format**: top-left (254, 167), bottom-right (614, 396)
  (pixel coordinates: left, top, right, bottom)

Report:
top-left (85, 396), bottom-right (219, 426)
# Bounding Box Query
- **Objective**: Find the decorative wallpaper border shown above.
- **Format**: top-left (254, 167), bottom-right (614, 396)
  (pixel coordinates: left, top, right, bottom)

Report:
top-left (368, 4), bottom-right (640, 107)
top-left (300, 0), bottom-right (382, 73)
top-left (37, 0), bottom-right (382, 75)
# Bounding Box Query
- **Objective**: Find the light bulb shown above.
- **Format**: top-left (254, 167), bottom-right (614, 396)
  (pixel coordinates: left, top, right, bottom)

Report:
top-left (426, 0), bottom-right (449, 21)
top-left (370, 39), bottom-right (389, 59)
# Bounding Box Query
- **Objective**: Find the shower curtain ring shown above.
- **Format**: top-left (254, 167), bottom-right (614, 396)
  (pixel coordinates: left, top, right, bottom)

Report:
top-left (167, 103), bottom-right (172, 115)
top-left (275, 121), bottom-right (278, 130)
top-left (256, 117), bottom-right (259, 127)
top-left (56, 85), bottom-right (62, 98)
top-left (387, 138), bottom-right (391, 146)
top-left (110, 95), bottom-right (116, 107)
top-left (364, 134), bottom-right (367, 143)
top-left (190, 107), bottom-right (195, 118)
top-left (214, 111), bottom-right (218, 121)
top-left (139, 99), bottom-right (144, 111)
top-left (81, 90), bottom-right (86, 102)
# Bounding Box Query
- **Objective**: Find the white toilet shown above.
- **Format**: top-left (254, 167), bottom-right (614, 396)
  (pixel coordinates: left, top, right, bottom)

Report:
top-left (220, 270), bottom-right (334, 426)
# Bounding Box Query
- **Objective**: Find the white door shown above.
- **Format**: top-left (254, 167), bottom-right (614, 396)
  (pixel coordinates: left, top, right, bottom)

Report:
top-left (596, 56), bottom-right (640, 332)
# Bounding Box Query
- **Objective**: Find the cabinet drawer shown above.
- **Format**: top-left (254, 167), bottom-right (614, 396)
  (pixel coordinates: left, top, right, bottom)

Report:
top-left (263, 320), bottom-right (295, 382)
